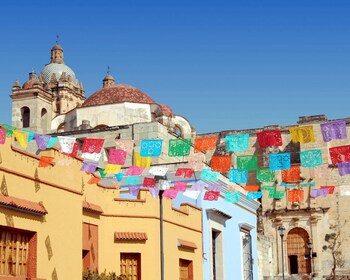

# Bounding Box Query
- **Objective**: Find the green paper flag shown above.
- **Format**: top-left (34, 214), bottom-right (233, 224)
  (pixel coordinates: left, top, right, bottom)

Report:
top-left (237, 155), bottom-right (258, 171)
top-left (272, 191), bottom-right (285, 199)
top-left (257, 168), bottom-right (275, 182)
top-left (168, 138), bottom-right (192, 157)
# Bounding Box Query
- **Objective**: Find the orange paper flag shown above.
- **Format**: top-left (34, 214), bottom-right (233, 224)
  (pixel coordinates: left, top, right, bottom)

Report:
top-left (194, 137), bottom-right (218, 153)
top-left (282, 165), bottom-right (300, 182)
top-left (39, 156), bottom-right (54, 167)
top-left (211, 155), bottom-right (232, 172)
top-left (288, 189), bottom-right (304, 202)
top-left (244, 185), bottom-right (260, 192)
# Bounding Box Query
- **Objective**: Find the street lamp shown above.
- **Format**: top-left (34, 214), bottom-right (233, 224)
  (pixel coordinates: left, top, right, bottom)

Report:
top-left (278, 225), bottom-right (286, 280)
top-left (155, 175), bottom-right (169, 280)
top-left (307, 240), bottom-right (314, 279)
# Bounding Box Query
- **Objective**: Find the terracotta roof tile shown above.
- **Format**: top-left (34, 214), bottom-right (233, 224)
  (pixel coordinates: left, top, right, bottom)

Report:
top-left (159, 104), bottom-right (173, 117)
top-left (82, 84), bottom-right (155, 107)
top-left (0, 194), bottom-right (47, 215)
top-left (115, 232), bottom-right (148, 241)
top-left (82, 201), bottom-right (103, 214)
top-left (177, 239), bottom-right (197, 250)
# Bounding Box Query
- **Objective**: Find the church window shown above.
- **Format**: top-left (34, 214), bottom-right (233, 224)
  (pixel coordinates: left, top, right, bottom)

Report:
top-left (20, 107), bottom-right (30, 128)
top-left (41, 108), bottom-right (48, 130)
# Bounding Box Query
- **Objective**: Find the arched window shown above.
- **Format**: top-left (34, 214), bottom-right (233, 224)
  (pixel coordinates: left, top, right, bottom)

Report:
top-left (41, 108), bottom-right (48, 129)
top-left (21, 107), bottom-right (30, 128)
top-left (287, 227), bottom-right (311, 275)
top-left (57, 123), bottom-right (65, 133)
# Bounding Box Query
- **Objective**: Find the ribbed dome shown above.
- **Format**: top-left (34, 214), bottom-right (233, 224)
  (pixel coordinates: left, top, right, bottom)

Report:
top-left (40, 63), bottom-right (76, 83)
top-left (82, 84), bottom-right (155, 107)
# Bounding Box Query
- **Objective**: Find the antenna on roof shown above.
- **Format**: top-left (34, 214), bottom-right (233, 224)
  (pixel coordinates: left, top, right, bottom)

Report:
top-left (56, 35), bottom-right (60, 45)
top-left (107, 65), bottom-right (110, 75)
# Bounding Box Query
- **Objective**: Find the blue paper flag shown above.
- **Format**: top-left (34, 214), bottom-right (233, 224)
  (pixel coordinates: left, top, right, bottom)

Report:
top-left (115, 172), bottom-right (124, 182)
top-left (47, 137), bottom-right (58, 148)
top-left (200, 168), bottom-right (220, 182)
top-left (140, 139), bottom-right (163, 157)
top-left (229, 169), bottom-right (248, 183)
top-left (225, 134), bottom-right (249, 152)
top-left (269, 153), bottom-right (291, 170)
top-left (300, 149), bottom-right (322, 168)
top-left (126, 176), bottom-right (140, 185)
top-left (224, 191), bottom-right (240, 203)
top-left (246, 191), bottom-right (263, 200)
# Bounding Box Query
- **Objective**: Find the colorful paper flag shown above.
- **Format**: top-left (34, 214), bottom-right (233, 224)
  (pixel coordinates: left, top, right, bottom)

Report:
top-left (187, 153), bottom-right (205, 171)
top-left (329, 145), bottom-right (350, 165)
top-left (80, 162), bottom-right (98, 173)
top-left (13, 130), bottom-right (29, 148)
top-left (108, 149), bottom-right (127, 165)
top-left (191, 181), bottom-right (206, 191)
top-left (0, 128), bottom-right (6, 144)
top-left (311, 188), bottom-right (329, 198)
top-left (126, 176), bottom-right (140, 185)
top-left (143, 177), bottom-right (156, 187)
top-left (183, 190), bottom-right (201, 200)
top-left (244, 185), bottom-right (260, 192)
top-left (129, 186), bottom-right (140, 196)
top-left (104, 164), bottom-right (122, 174)
top-left (257, 168), bottom-right (275, 183)
top-left (39, 156), bottom-right (54, 167)
top-left (246, 191), bottom-right (262, 200)
top-left (225, 134), bottom-right (249, 152)
top-left (1, 124), bottom-right (15, 137)
top-left (174, 181), bottom-right (187, 192)
top-left (320, 120), bottom-right (347, 142)
top-left (140, 139), bottom-right (163, 157)
top-left (168, 138), bottom-right (192, 157)
top-left (207, 184), bottom-right (222, 192)
top-left (23, 130), bottom-right (35, 142)
top-left (272, 191), bottom-right (285, 199)
top-left (88, 176), bottom-right (101, 184)
top-left (288, 189), bottom-right (304, 202)
top-left (162, 189), bottom-right (178, 199)
top-left (175, 168), bottom-right (194, 178)
top-left (35, 134), bottom-right (51, 150)
top-left (60, 142), bottom-right (80, 158)
top-left (229, 169), bottom-right (248, 183)
top-left (211, 155), bottom-right (231, 172)
top-left (115, 172), bottom-right (124, 182)
top-left (237, 155), bottom-right (258, 171)
top-left (269, 153), bottom-right (291, 170)
top-left (47, 137), bottom-right (58, 148)
top-left (289, 126), bottom-right (315, 144)
top-left (203, 191), bottom-right (220, 201)
top-left (200, 168), bottom-right (220, 181)
top-left (194, 136), bottom-right (218, 153)
top-left (126, 166), bottom-right (144, 176)
top-left (300, 149), bottom-right (323, 168)
top-left (134, 152), bottom-right (151, 168)
top-left (115, 139), bottom-right (134, 155)
top-left (81, 138), bottom-right (104, 154)
top-left (149, 187), bottom-right (160, 198)
top-left (309, 164), bottom-right (328, 179)
top-left (58, 136), bottom-right (76, 154)
top-left (224, 191), bottom-right (240, 203)
top-left (338, 162), bottom-right (350, 176)
top-left (149, 166), bottom-right (168, 176)
top-left (321, 186), bottom-right (335, 194)
top-left (81, 152), bottom-right (102, 162)
top-left (257, 130), bottom-right (282, 149)
top-left (282, 165), bottom-right (300, 182)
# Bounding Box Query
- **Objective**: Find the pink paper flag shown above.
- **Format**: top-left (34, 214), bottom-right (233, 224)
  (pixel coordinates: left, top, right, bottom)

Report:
top-left (174, 181), bottom-right (187, 192)
top-left (108, 149), bottom-right (127, 165)
top-left (126, 166), bottom-right (144, 176)
top-left (115, 139), bottom-right (134, 155)
top-left (162, 189), bottom-right (178, 199)
top-left (187, 154), bottom-right (205, 171)
top-left (0, 128), bottom-right (6, 144)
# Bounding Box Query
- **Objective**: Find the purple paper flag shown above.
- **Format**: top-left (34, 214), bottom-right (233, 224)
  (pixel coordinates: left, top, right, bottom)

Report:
top-left (35, 134), bottom-right (51, 150)
top-left (338, 162), bottom-right (350, 176)
top-left (207, 184), bottom-right (222, 192)
top-left (129, 186), bottom-right (141, 196)
top-left (80, 162), bottom-right (98, 173)
top-left (320, 120), bottom-right (347, 142)
top-left (148, 187), bottom-right (160, 198)
top-left (191, 181), bottom-right (206, 191)
top-left (311, 188), bottom-right (329, 198)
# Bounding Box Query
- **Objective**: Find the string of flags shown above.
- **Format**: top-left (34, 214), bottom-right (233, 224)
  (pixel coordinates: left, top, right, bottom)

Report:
top-left (1, 118), bottom-right (350, 204)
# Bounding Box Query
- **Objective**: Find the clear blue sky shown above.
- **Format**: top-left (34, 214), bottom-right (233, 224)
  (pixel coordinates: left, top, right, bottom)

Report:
top-left (1, 0), bottom-right (349, 133)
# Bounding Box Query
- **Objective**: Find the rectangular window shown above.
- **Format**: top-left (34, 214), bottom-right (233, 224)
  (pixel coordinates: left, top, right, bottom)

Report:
top-left (241, 230), bottom-right (253, 280)
top-left (212, 229), bottom-right (223, 280)
top-left (0, 226), bottom-right (36, 278)
top-left (179, 258), bottom-right (193, 280)
top-left (120, 253), bottom-right (141, 280)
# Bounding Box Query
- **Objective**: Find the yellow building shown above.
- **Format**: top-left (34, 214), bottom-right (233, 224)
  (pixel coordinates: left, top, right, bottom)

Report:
top-left (0, 136), bottom-right (203, 279)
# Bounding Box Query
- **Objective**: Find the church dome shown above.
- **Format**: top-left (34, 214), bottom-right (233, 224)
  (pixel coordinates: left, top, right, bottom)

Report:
top-left (82, 84), bottom-right (155, 107)
top-left (40, 63), bottom-right (77, 83)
